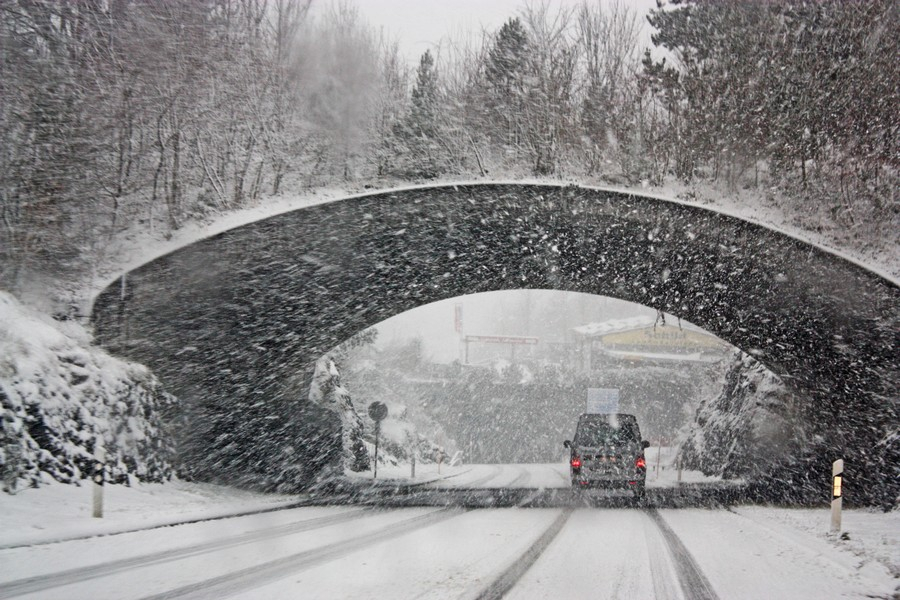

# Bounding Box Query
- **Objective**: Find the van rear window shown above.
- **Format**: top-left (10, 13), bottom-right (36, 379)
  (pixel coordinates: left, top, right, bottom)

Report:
top-left (575, 420), bottom-right (638, 446)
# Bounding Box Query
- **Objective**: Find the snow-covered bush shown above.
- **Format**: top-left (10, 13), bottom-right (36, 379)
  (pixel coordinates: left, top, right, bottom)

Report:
top-left (0, 292), bottom-right (176, 492)
top-left (679, 350), bottom-right (803, 481)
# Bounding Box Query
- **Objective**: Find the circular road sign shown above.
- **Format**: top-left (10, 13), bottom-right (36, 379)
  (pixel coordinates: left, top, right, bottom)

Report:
top-left (368, 401), bottom-right (388, 422)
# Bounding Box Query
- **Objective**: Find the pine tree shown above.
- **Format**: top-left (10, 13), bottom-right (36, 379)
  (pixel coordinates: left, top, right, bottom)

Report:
top-left (393, 50), bottom-right (448, 178)
top-left (483, 18), bottom-right (530, 152)
top-left (409, 50), bottom-right (439, 139)
top-left (486, 18), bottom-right (530, 96)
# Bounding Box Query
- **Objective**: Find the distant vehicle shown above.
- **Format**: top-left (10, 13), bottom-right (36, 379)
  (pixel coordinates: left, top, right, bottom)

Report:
top-left (563, 413), bottom-right (650, 498)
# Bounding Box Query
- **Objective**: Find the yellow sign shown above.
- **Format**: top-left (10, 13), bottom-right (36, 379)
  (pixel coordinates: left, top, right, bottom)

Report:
top-left (601, 327), bottom-right (726, 351)
top-left (833, 475), bottom-right (843, 498)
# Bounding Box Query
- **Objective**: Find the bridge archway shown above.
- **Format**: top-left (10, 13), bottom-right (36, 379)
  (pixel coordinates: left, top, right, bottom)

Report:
top-left (92, 183), bottom-right (898, 500)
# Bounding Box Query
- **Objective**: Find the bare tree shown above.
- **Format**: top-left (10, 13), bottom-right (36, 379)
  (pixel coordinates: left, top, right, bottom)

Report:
top-left (577, 0), bottom-right (641, 174)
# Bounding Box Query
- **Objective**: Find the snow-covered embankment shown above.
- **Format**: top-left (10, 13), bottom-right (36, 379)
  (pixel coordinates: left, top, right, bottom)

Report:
top-left (0, 292), bottom-right (176, 493)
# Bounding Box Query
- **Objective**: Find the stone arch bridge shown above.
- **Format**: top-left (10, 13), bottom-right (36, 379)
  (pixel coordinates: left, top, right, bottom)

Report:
top-left (92, 184), bottom-right (898, 501)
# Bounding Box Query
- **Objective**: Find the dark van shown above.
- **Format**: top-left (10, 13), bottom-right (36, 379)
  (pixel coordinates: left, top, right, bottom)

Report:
top-left (563, 413), bottom-right (650, 498)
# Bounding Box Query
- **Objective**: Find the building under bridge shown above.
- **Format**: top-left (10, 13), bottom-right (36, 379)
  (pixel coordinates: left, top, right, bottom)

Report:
top-left (572, 315), bottom-right (731, 375)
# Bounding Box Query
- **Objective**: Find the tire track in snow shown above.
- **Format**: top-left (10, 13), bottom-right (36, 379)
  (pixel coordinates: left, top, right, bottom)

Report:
top-left (457, 465), bottom-right (504, 488)
top-left (402, 466), bottom-right (476, 487)
top-left (137, 507), bottom-right (465, 600)
top-left (0, 508), bottom-right (373, 600)
top-left (473, 509), bottom-right (573, 600)
top-left (429, 465), bottom-right (504, 489)
top-left (647, 509), bottom-right (719, 600)
top-left (506, 466), bottom-right (531, 488)
top-left (642, 511), bottom-right (686, 600)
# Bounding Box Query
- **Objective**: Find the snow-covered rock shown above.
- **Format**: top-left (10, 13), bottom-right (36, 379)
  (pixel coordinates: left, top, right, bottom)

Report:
top-left (308, 357), bottom-right (369, 472)
top-left (679, 350), bottom-right (802, 480)
top-left (0, 292), bottom-right (176, 492)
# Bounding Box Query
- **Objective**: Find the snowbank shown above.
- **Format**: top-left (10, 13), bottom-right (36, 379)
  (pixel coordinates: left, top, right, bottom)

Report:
top-left (0, 292), bottom-right (176, 491)
top-left (0, 478), bottom-right (299, 548)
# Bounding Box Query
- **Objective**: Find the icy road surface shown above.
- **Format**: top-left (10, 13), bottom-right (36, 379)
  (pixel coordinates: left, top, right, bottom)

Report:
top-left (1, 469), bottom-right (896, 600)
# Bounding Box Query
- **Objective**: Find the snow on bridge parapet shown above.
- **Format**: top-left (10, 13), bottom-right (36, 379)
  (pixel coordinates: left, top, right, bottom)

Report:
top-left (86, 180), bottom-right (898, 317)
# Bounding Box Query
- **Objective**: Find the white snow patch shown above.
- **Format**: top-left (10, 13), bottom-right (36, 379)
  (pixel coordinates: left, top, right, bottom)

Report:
top-left (0, 478), bottom-right (299, 548)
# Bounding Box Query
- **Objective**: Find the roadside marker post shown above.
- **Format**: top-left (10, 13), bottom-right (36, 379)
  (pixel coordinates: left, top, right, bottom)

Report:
top-left (656, 439), bottom-right (662, 480)
top-left (831, 459), bottom-right (843, 533)
top-left (92, 440), bottom-right (105, 518)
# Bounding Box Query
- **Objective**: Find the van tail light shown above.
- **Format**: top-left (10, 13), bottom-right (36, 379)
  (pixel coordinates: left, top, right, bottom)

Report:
top-left (635, 456), bottom-right (646, 469)
top-left (571, 456), bottom-right (582, 469)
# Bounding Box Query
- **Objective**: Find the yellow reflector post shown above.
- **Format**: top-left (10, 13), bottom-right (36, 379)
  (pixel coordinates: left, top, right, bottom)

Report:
top-left (831, 459), bottom-right (844, 533)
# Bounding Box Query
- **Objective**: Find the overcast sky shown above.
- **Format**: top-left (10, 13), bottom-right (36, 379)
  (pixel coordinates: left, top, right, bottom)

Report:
top-left (341, 0), bottom-right (659, 66)
top-left (373, 291), bottom-right (657, 363)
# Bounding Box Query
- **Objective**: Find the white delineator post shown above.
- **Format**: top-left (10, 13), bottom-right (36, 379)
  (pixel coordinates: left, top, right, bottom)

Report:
top-left (92, 440), bottom-right (106, 519)
top-left (831, 459), bottom-right (843, 533)
top-left (655, 440), bottom-right (662, 479)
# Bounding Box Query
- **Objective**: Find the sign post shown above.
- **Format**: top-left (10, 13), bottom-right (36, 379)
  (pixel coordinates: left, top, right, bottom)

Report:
top-left (368, 402), bottom-right (388, 480)
top-left (92, 439), bottom-right (105, 518)
top-left (831, 459), bottom-right (843, 533)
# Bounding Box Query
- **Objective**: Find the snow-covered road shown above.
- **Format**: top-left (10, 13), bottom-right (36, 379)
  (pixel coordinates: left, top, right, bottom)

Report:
top-left (349, 448), bottom-right (723, 491)
top-left (2, 472), bottom-right (896, 599)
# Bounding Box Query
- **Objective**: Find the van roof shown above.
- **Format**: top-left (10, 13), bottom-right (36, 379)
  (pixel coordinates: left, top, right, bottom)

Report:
top-left (578, 413), bottom-right (637, 420)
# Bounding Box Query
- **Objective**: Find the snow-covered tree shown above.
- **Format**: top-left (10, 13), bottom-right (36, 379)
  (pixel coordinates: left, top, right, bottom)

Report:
top-left (308, 357), bottom-right (370, 472)
top-left (391, 50), bottom-right (451, 178)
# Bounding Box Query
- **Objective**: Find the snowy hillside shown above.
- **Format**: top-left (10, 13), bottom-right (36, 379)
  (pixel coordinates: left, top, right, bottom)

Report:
top-left (0, 292), bottom-right (176, 492)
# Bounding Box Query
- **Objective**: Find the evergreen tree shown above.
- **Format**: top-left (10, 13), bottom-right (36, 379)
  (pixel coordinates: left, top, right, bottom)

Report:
top-left (409, 50), bottom-right (439, 139)
top-left (483, 18), bottom-right (530, 151)
top-left (393, 50), bottom-right (448, 178)
top-left (486, 18), bottom-right (530, 93)
top-left (309, 357), bottom-right (370, 473)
